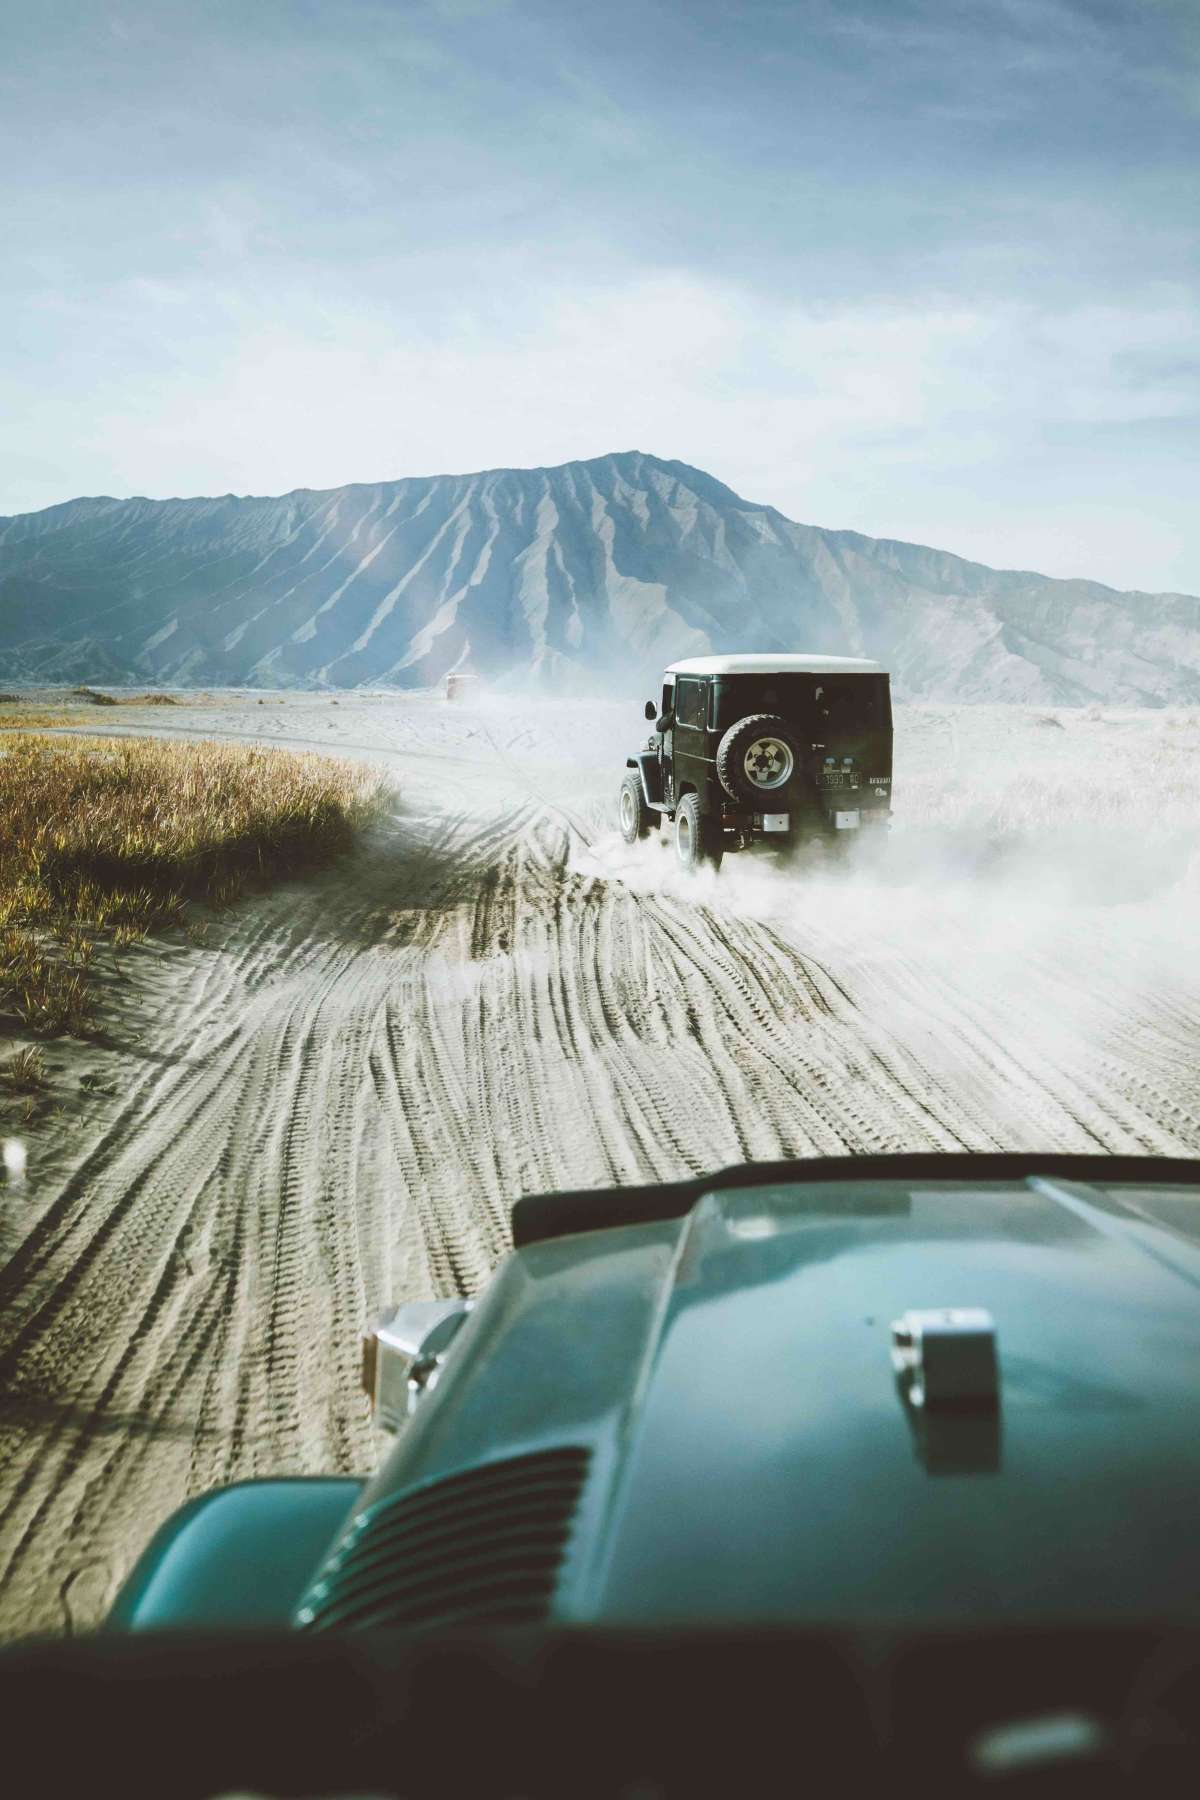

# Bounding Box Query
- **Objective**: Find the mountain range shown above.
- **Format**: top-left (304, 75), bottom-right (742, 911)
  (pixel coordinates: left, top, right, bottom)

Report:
top-left (1, 450), bottom-right (1196, 703)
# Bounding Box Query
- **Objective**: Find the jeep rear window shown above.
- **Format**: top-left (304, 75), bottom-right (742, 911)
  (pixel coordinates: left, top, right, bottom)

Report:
top-left (814, 677), bottom-right (891, 732)
top-left (711, 674), bottom-right (891, 735)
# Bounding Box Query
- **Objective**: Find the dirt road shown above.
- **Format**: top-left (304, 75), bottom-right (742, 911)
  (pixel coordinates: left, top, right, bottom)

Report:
top-left (1, 696), bottom-right (1197, 1636)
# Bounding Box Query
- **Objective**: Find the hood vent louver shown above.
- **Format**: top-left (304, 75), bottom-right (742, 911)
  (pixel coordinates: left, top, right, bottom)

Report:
top-left (295, 1447), bottom-right (590, 1633)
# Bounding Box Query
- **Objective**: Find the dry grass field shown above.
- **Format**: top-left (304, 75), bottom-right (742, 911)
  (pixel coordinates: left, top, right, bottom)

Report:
top-left (0, 733), bottom-right (386, 1042)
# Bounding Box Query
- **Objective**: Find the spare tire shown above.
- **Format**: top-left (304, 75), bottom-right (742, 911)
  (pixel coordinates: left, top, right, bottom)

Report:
top-left (716, 713), bottom-right (801, 805)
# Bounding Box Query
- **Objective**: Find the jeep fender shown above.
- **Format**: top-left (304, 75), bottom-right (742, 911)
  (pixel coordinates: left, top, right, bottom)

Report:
top-left (106, 1477), bottom-right (363, 1631)
top-left (626, 753), bottom-right (663, 808)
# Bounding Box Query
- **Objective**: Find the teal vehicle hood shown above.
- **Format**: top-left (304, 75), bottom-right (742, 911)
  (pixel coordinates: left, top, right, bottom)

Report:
top-left (322, 1169), bottom-right (1200, 1630)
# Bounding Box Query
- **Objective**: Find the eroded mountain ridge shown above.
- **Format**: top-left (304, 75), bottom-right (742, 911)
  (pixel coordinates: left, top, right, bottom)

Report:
top-left (1, 450), bottom-right (1196, 701)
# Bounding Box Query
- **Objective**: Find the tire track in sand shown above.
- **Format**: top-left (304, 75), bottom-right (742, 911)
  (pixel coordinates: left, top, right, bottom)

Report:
top-left (2, 710), bottom-right (1197, 1638)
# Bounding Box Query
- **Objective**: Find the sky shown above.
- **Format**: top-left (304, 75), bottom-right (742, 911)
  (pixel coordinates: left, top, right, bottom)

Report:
top-left (2, 0), bottom-right (1198, 591)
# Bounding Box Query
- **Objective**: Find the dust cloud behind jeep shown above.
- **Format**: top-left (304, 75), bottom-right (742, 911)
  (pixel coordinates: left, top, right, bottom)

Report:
top-left (620, 653), bottom-right (893, 871)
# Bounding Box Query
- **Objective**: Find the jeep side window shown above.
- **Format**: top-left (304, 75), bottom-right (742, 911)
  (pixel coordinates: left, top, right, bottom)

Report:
top-left (676, 679), bottom-right (706, 730)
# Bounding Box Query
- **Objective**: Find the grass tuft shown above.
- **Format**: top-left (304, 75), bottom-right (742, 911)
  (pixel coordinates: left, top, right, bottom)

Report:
top-left (1, 733), bottom-right (386, 1034)
top-left (71, 687), bottom-right (119, 706)
top-left (1, 1045), bottom-right (47, 1092)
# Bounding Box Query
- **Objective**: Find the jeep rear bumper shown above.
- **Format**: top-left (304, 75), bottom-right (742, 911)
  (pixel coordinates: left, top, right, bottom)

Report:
top-left (717, 804), bottom-right (890, 841)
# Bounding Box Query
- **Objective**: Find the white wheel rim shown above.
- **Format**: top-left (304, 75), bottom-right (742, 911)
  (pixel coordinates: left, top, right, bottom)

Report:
top-left (743, 736), bottom-right (793, 790)
top-left (677, 813), bottom-right (691, 861)
top-left (620, 788), bottom-right (636, 833)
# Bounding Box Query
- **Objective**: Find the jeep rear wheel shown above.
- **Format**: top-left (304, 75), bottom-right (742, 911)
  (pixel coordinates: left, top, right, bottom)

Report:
top-left (618, 772), bottom-right (651, 843)
top-left (674, 792), bottom-right (722, 873)
top-left (716, 713), bottom-right (800, 805)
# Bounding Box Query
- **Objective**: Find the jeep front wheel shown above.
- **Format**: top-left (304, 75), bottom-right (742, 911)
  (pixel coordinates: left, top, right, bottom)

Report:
top-left (674, 792), bottom-right (722, 873)
top-left (618, 771), bottom-right (651, 843)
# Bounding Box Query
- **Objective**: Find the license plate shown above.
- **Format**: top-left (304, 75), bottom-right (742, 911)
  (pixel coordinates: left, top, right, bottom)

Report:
top-left (834, 810), bottom-right (861, 830)
top-left (760, 813), bottom-right (789, 832)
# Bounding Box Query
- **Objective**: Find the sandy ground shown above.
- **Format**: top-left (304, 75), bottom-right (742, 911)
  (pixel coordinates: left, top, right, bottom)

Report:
top-left (1, 692), bottom-right (1198, 1637)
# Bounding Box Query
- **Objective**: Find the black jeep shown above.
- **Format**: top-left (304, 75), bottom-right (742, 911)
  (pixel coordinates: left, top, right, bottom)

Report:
top-left (619, 654), bottom-right (893, 870)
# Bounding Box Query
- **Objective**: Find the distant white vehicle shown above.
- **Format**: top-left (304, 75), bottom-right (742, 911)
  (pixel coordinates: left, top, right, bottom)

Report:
top-left (445, 672), bottom-right (479, 704)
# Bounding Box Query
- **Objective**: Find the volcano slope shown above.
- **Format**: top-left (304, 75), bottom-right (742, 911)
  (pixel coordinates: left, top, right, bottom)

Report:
top-left (0, 694), bottom-right (1197, 1637)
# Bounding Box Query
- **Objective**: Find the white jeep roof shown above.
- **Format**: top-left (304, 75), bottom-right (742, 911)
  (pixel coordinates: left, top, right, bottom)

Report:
top-left (665, 653), bottom-right (884, 678)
